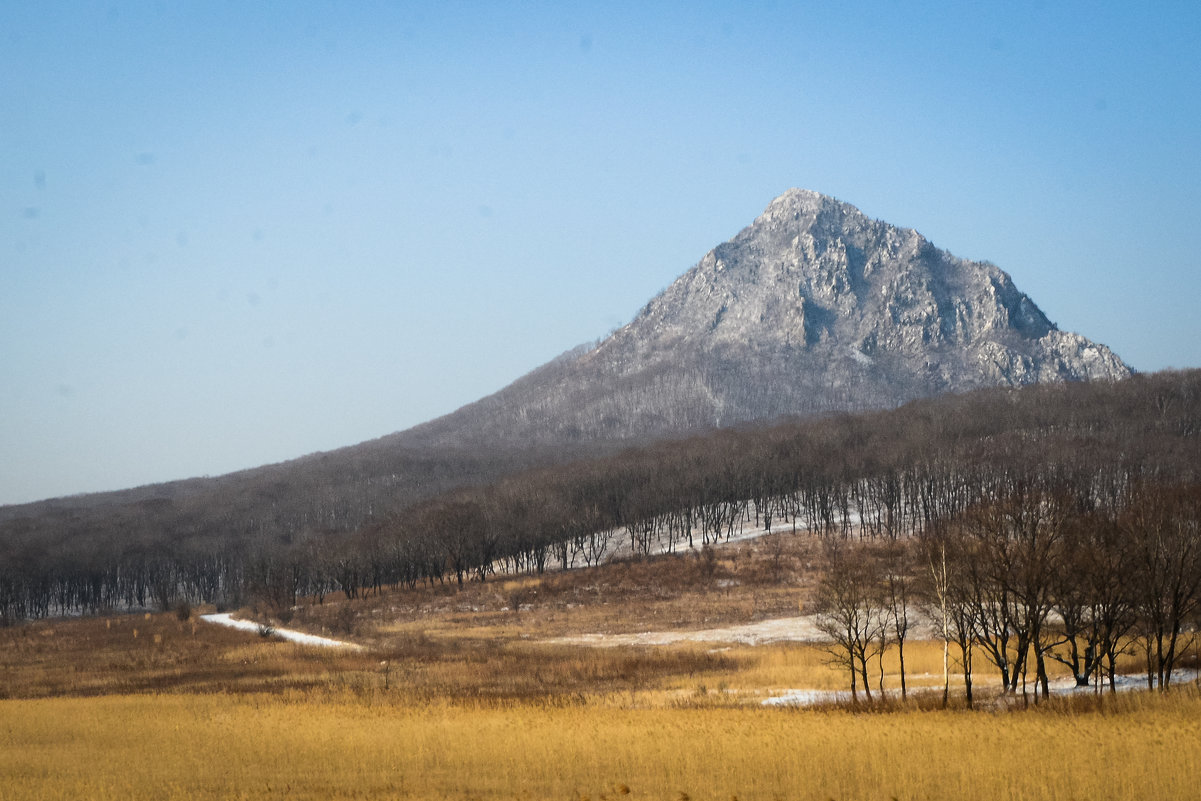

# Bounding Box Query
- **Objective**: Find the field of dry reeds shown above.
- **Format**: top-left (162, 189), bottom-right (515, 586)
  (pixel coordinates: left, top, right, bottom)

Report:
top-left (5, 689), bottom-right (1201, 801)
top-left (3, 532), bottom-right (1199, 800)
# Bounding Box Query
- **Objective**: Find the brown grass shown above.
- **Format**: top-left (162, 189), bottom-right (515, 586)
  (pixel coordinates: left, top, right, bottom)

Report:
top-left (0, 607), bottom-right (744, 704)
top-left (4, 689), bottom-right (1201, 800)
top-left (0, 611), bottom-right (378, 698)
top-left (313, 530), bottom-right (822, 647)
top-left (3, 532), bottom-right (1200, 799)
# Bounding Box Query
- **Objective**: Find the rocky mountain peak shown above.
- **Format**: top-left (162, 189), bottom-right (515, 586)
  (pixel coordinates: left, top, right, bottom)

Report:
top-left (600, 189), bottom-right (1124, 385)
top-left (413, 190), bottom-right (1132, 446)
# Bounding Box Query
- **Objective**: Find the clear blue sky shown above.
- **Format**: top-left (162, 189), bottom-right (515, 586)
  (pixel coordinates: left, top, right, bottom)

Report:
top-left (3, 1), bottom-right (1200, 505)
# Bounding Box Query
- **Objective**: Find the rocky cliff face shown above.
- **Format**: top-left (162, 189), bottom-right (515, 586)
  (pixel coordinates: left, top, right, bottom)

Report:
top-left (411, 189), bottom-right (1132, 444)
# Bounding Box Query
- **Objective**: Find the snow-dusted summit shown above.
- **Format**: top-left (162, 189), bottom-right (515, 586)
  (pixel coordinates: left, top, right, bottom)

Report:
top-left (413, 189), bottom-right (1132, 444)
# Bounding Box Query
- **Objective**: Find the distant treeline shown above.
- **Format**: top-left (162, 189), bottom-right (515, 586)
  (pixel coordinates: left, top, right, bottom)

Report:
top-left (1, 371), bottom-right (1198, 629)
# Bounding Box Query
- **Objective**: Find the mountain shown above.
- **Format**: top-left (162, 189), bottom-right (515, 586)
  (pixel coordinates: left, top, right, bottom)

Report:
top-left (407, 189), bottom-right (1132, 446)
top-left (1, 189), bottom-right (1132, 545)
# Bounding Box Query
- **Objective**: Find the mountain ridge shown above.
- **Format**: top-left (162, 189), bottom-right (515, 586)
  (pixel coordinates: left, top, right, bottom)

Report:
top-left (403, 188), bottom-right (1130, 447)
top-left (2, 189), bottom-right (1130, 516)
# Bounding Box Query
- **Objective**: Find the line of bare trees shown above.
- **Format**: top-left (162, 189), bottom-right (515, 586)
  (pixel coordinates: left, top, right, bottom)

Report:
top-left (817, 478), bottom-right (1201, 705)
top-left (1, 371), bottom-right (1198, 634)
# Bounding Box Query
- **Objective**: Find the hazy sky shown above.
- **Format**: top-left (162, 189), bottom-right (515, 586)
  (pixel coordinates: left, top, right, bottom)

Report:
top-left (3, 1), bottom-right (1200, 506)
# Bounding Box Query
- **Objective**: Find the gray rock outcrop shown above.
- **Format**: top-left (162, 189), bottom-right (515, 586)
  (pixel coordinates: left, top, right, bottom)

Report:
top-left (411, 189), bottom-right (1132, 444)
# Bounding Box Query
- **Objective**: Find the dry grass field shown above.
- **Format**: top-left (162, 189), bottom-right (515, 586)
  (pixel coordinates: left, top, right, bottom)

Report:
top-left (5, 690), bottom-right (1201, 801)
top-left (3, 532), bottom-right (1200, 800)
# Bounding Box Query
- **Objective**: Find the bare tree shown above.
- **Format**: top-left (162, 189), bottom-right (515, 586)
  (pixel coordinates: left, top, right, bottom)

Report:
top-left (1124, 483), bottom-right (1201, 689)
top-left (815, 540), bottom-right (887, 703)
top-left (879, 538), bottom-right (915, 699)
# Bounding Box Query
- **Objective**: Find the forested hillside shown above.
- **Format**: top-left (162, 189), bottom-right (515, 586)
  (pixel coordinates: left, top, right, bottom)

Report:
top-left (2, 190), bottom-right (1132, 544)
top-left (2, 370), bottom-right (1197, 625)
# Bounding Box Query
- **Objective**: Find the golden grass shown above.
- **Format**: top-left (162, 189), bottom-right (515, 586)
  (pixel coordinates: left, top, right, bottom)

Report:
top-left (3, 689), bottom-right (1201, 800)
top-left (699, 639), bottom-right (958, 696)
top-left (712, 638), bottom-right (1156, 697)
top-left (4, 534), bottom-right (1199, 800)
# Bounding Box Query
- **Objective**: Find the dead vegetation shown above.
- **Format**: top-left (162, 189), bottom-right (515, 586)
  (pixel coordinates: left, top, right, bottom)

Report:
top-left (5, 526), bottom-right (1201, 800)
top-left (0, 531), bottom-right (821, 702)
top-left (293, 530), bottom-right (823, 647)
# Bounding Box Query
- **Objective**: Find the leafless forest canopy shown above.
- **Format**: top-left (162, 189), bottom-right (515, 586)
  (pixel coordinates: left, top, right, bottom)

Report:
top-left (2, 370), bottom-right (1200, 692)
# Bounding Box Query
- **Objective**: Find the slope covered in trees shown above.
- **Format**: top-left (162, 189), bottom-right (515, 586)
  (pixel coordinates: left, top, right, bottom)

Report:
top-left (4, 190), bottom-right (1133, 535)
top-left (2, 370), bottom-right (1197, 630)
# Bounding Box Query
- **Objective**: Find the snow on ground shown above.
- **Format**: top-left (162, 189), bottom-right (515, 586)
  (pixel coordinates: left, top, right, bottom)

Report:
top-left (545, 614), bottom-right (829, 648)
top-left (546, 606), bottom-right (1200, 708)
top-left (597, 515), bottom-right (821, 564)
top-left (764, 669), bottom-right (1201, 707)
top-left (764, 689), bottom-right (857, 707)
top-left (849, 346), bottom-right (875, 366)
top-left (1041, 668), bottom-right (1199, 695)
top-left (200, 612), bottom-right (363, 650)
top-left (489, 510), bottom-right (838, 579)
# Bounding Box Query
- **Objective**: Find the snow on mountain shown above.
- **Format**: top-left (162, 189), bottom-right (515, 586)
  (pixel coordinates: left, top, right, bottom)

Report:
top-left (411, 189), bottom-right (1132, 445)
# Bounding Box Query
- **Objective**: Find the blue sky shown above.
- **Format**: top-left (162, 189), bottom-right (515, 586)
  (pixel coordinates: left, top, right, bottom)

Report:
top-left (3, 1), bottom-right (1200, 505)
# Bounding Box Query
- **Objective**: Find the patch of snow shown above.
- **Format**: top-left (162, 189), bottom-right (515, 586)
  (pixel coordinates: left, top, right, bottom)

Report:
top-left (1045, 668), bottom-right (1199, 695)
top-left (763, 669), bottom-right (1201, 708)
top-left (849, 347), bottom-right (874, 366)
top-left (485, 509), bottom-right (813, 580)
top-left (546, 614), bottom-right (828, 648)
top-left (605, 516), bottom-right (811, 563)
top-left (200, 612), bottom-right (364, 650)
top-left (764, 689), bottom-right (854, 707)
